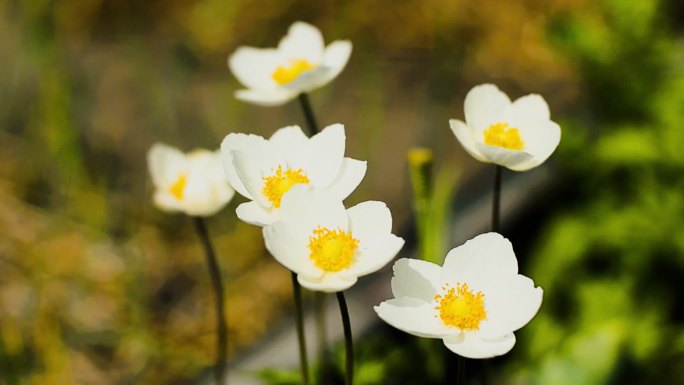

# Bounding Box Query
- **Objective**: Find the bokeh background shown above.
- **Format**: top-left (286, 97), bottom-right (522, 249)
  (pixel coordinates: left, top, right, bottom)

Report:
top-left (1, 0), bottom-right (684, 384)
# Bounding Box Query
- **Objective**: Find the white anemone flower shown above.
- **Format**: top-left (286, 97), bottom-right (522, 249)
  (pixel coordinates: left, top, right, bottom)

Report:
top-left (228, 21), bottom-right (352, 106)
top-left (449, 84), bottom-right (561, 171)
top-left (375, 232), bottom-right (543, 359)
top-left (221, 123), bottom-right (367, 227)
top-left (147, 144), bottom-right (234, 217)
top-left (263, 185), bottom-right (404, 292)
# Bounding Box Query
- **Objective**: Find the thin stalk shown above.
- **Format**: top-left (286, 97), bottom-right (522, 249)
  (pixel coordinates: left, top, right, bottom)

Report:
top-left (484, 165), bottom-right (503, 385)
top-left (457, 356), bottom-right (465, 385)
top-left (298, 93), bottom-right (320, 136)
top-left (192, 217), bottom-right (228, 385)
top-left (443, 348), bottom-right (457, 385)
top-left (291, 273), bottom-right (310, 385)
top-left (336, 292), bottom-right (353, 385)
top-left (491, 165), bottom-right (502, 233)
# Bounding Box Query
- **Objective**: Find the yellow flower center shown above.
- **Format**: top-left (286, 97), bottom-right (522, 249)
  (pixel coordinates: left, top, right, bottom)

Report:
top-left (272, 59), bottom-right (316, 85)
top-left (262, 165), bottom-right (310, 208)
top-left (169, 174), bottom-right (187, 200)
top-left (483, 122), bottom-right (525, 150)
top-left (434, 283), bottom-right (487, 330)
top-left (308, 227), bottom-right (359, 272)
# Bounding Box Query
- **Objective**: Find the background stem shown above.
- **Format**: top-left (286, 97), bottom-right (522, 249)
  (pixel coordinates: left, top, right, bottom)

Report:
top-left (192, 217), bottom-right (228, 385)
top-left (291, 273), bottom-right (310, 385)
top-left (298, 93), bottom-right (320, 136)
top-left (491, 165), bottom-right (502, 233)
top-left (336, 292), bottom-right (353, 385)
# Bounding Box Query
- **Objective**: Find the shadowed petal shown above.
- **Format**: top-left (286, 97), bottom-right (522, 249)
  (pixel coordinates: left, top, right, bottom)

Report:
top-left (449, 119), bottom-right (488, 162)
top-left (443, 333), bottom-right (516, 359)
top-left (389, 258), bottom-right (441, 302)
top-left (375, 297), bottom-right (456, 338)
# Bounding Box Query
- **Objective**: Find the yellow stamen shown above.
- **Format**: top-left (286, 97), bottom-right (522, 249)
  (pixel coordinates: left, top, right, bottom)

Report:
top-left (308, 227), bottom-right (359, 272)
top-left (262, 165), bottom-right (310, 208)
top-left (272, 59), bottom-right (316, 85)
top-left (483, 122), bottom-right (525, 150)
top-left (434, 283), bottom-right (487, 330)
top-left (169, 174), bottom-right (187, 200)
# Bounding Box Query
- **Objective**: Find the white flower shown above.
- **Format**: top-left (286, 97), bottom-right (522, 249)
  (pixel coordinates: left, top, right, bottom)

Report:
top-left (147, 144), bottom-right (234, 217)
top-left (228, 21), bottom-right (352, 106)
top-left (375, 232), bottom-right (543, 359)
top-left (262, 185), bottom-right (404, 293)
top-left (449, 84), bottom-right (561, 171)
top-left (221, 124), bottom-right (367, 227)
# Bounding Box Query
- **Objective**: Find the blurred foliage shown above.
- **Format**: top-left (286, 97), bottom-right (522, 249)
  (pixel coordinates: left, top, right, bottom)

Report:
top-left (1, 0), bottom-right (683, 384)
top-left (505, 1), bottom-right (684, 383)
top-left (407, 148), bottom-right (461, 265)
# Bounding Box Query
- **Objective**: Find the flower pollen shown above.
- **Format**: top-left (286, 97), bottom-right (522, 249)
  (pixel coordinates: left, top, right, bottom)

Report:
top-left (308, 227), bottom-right (359, 272)
top-left (483, 122), bottom-right (525, 150)
top-left (434, 283), bottom-right (487, 331)
top-left (272, 59), bottom-right (316, 85)
top-left (169, 174), bottom-right (187, 200)
top-left (262, 165), bottom-right (310, 208)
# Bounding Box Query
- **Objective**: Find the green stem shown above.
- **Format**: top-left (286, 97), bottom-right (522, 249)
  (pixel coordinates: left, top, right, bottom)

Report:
top-left (291, 273), bottom-right (310, 385)
top-left (457, 356), bottom-right (465, 385)
top-left (298, 93), bottom-right (320, 136)
top-left (192, 217), bottom-right (228, 384)
top-left (491, 165), bottom-right (502, 233)
top-left (336, 292), bottom-right (353, 385)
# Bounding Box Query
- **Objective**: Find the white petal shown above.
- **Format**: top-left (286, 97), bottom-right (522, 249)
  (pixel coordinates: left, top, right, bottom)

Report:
top-left (443, 333), bottom-right (516, 359)
top-left (464, 84), bottom-right (512, 132)
top-left (236, 201), bottom-right (278, 227)
top-left (281, 66), bottom-right (332, 94)
top-left (231, 150), bottom-right (272, 208)
top-left (228, 47), bottom-right (280, 91)
top-left (347, 234), bottom-right (404, 277)
top-left (268, 125), bottom-right (310, 169)
top-left (389, 258), bottom-right (442, 302)
top-left (311, 40), bottom-right (352, 88)
top-left (221, 133), bottom-right (268, 199)
top-left (375, 297), bottom-right (455, 338)
top-left (449, 119), bottom-right (488, 162)
top-left (234, 88), bottom-right (297, 106)
top-left (278, 184), bottom-right (348, 231)
top-left (298, 274), bottom-right (356, 293)
top-left (153, 191), bottom-right (183, 213)
top-left (441, 233), bottom-right (518, 291)
top-left (327, 158), bottom-right (367, 200)
top-left (473, 142), bottom-right (535, 170)
top-left (509, 94), bottom-right (550, 123)
top-left (477, 275), bottom-right (543, 339)
top-left (147, 143), bottom-right (185, 188)
top-left (508, 120), bottom-right (561, 171)
top-left (346, 201), bottom-right (392, 237)
top-left (277, 21), bottom-right (325, 63)
top-left (263, 223), bottom-right (320, 277)
top-left (304, 123), bottom-right (346, 188)
top-left (182, 174), bottom-right (228, 216)
top-left (269, 125), bottom-right (309, 150)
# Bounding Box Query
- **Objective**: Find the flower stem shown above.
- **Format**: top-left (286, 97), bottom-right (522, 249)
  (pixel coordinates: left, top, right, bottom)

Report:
top-left (291, 273), bottom-right (310, 385)
top-left (298, 93), bottom-right (320, 136)
top-left (457, 356), bottom-right (465, 385)
top-left (491, 165), bottom-right (502, 233)
top-left (192, 217), bottom-right (228, 385)
top-left (336, 291), bottom-right (354, 385)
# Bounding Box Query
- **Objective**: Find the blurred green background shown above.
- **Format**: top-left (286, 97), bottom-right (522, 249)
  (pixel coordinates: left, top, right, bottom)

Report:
top-left (1, 0), bottom-right (683, 384)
